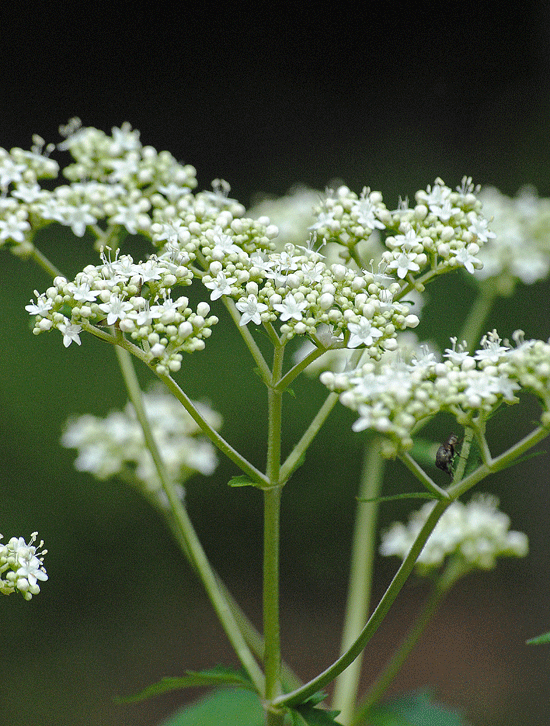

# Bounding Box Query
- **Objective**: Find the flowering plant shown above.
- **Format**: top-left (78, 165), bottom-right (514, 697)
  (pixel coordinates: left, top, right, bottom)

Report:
top-left (2, 119), bottom-right (550, 725)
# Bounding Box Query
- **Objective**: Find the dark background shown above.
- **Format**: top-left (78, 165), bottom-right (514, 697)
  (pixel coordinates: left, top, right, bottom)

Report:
top-left (2, 5), bottom-right (550, 725)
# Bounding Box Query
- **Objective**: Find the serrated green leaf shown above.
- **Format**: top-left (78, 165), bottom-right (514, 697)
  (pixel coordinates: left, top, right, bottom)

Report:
top-left (367, 689), bottom-right (470, 726)
top-left (117, 665), bottom-right (255, 703)
top-left (527, 630), bottom-right (550, 644)
top-left (358, 492), bottom-right (437, 504)
top-left (228, 475), bottom-right (258, 488)
top-left (159, 687), bottom-right (264, 726)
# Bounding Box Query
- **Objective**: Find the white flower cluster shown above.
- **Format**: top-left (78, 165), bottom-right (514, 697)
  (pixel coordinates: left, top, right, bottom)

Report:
top-left (200, 239), bottom-right (420, 346)
top-left (310, 178), bottom-right (493, 280)
top-left (320, 330), bottom-right (550, 455)
top-left (380, 494), bottom-right (528, 575)
top-left (5, 122), bottom-right (500, 360)
top-left (0, 119), bottom-right (199, 253)
top-left (26, 248), bottom-right (218, 373)
top-left (0, 532), bottom-right (48, 600)
top-left (61, 386), bottom-right (222, 506)
top-left (476, 185), bottom-right (550, 289)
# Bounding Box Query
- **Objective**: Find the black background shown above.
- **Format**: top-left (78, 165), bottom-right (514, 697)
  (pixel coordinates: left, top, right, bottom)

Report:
top-left (2, 5), bottom-right (550, 726)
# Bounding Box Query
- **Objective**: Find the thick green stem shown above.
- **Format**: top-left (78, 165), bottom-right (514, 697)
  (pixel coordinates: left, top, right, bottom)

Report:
top-left (114, 345), bottom-right (265, 692)
top-left (332, 439), bottom-right (385, 724)
top-left (274, 498), bottom-right (452, 709)
top-left (263, 343), bottom-right (285, 703)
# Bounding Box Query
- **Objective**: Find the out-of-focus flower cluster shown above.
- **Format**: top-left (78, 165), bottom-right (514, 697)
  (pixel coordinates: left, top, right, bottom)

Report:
top-left (1, 121), bottom-right (498, 365)
top-left (380, 494), bottom-right (528, 576)
top-left (475, 185), bottom-right (550, 292)
top-left (61, 386), bottom-right (222, 507)
top-left (320, 329), bottom-right (550, 456)
top-left (0, 532), bottom-right (48, 600)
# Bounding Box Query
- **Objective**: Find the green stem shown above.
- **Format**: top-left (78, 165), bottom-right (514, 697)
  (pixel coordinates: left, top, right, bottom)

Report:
top-left (156, 369), bottom-right (269, 487)
top-left (398, 452), bottom-right (451, 500)
top-left (332, 439), bottom-right (385, 723)
top-left (163, 508), bottom-right (301, 691)
top-left (280, 392), bottom-right (340, 482)
top-left (222, 295), bottom-right (272, 385)
top-left (114, 345), bottom-right (265, 692)
top-left (275, 345), bottom-right (330, 392)
top-left (264, 343), bottom-right (285, 702)
top-left (352, 562), bottom-right (460, 724)
top-left (448, 424), bottom-right (550, 499)
top-left (273, 498), bottom-right (452, 709)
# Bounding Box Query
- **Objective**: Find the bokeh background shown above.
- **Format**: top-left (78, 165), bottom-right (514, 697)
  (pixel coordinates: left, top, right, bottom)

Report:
top-left (2, 4), bottom-right (550, 725)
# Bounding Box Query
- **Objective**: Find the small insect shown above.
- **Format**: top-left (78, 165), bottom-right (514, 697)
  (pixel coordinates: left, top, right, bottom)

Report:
top-left (435, 433), bottom-right (459, 479)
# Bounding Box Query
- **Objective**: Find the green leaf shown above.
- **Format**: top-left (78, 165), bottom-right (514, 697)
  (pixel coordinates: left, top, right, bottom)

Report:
top-left (358, 492), bottom-right (437, 504)
top-left (527, 630), bottom-right (550, 645)
top-left (366, 689), bottom-right (470, 726)
top-left (228, 475), bottom-right (259, 488)
top-left (289, 703), bottom-right (341, 725)
top-left (159, 687), bottom-right (264, 726)
top-left (117, 665), bottom-right (255, 703)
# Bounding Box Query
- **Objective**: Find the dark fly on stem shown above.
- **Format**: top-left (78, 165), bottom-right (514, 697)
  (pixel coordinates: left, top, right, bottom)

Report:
top-left (435, 433), bottom-right (459, 480)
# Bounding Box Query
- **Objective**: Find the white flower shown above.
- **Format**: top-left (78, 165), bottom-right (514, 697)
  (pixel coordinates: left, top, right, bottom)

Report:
top-left (55, 203), bottom-right (97, 237)
top-left (387, 252), bottom-right (420, 279)
top-left (347, 317), bottom-right (383, 348)
top-left (203, 271), bottom-right (237, 301)
top-left (109, 202), bottom-right (146, 234)
top-left (61, 386), bottom-right (222, 505)
top-left (58, 321), bottom-right (82, 347)
top-left (273, 293), bottom-right (308, 322)
top-left (467, 214), bottom-right (496, 243)
top-left (210, 227), bottom-right (242, 258)
top-left (25, 293), bottom-right (53, 317)
top-left (0, 157), bottom-right (26, 187)
top-left (451, 246), bottom-right (481, 274)
top-left (474, 330), bottom-right (509, 362)
top-left (351, 188), bottom-right (386, 230)
top-left (235, 294), bottom-right (268, 326)
top-left (98, 294), bottom-right (135, 325)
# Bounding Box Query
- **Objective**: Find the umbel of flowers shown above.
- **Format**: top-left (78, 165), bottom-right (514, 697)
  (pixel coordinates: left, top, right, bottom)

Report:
top-left (0, 120), bottom-right (501, 377)
top-left (320, 329), bottom-right (550, 457)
